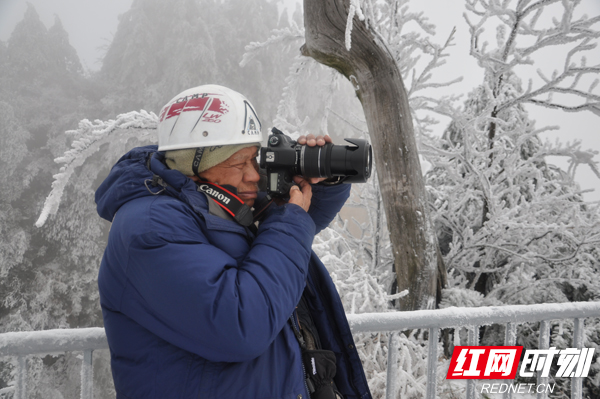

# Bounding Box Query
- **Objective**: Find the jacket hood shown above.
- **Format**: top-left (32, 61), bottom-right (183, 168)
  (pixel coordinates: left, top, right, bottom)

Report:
top-left (95, 145), bottom-right (201, 221)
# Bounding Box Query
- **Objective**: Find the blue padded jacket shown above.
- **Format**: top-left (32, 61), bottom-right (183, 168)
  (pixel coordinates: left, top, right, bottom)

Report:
top-left (96, 145), bottom-right (372, 399)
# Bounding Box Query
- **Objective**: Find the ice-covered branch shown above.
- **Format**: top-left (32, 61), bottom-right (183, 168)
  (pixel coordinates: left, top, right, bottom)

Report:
top-left (464, 0), bottom-right (600, 122)
top-left (35, 111), bottom-right (158, 228)
top-left (498, 62), bottom-right (600, 113)
top-left (407, 28), bottom-right (463, 96)
top-left (543, 140), bottom-right (600, 179)
top-left (345, 0), bottom-right (366, 51)
top-left (240, 23), bottom-right (305, 68)
top-left (273, 56), bottom-right (314, 137)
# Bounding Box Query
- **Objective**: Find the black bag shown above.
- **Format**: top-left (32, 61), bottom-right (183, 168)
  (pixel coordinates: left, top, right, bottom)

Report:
top-left (301, 349), bottom-right (340, 399)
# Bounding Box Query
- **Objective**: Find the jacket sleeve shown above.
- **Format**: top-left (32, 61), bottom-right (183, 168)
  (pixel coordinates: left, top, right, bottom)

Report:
top-left (117, 201), bottom-right (315, 363)
top-left (307, 183), bottom-right (352, 234)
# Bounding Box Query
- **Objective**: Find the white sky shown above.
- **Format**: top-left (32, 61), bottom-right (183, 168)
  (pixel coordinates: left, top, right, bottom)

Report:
top-left (1, 0), bottom-right (598, 200)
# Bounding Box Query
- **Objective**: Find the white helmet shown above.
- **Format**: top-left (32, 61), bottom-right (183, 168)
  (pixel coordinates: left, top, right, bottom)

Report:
top-left (157, 84), bottom-right (263, 151)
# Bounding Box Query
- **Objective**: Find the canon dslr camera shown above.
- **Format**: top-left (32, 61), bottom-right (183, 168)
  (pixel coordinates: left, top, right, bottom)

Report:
top-left (260, 128), bottom-right (372, 196)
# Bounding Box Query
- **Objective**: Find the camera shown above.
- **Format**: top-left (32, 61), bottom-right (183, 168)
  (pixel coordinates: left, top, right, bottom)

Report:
top-left (259, 128), bottom-right (372, 196)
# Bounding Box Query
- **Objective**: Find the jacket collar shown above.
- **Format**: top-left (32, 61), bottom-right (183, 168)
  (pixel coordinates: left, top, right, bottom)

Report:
top-left (149, 151), bottom-right (251, 235)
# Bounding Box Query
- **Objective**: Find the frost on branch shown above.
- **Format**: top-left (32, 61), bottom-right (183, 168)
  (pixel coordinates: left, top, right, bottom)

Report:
top-left (345, 0), bottom-right (366, 51)
top-left (240, 22), bottom-right (305, 68)
top-left (544, 139), bottom-right (600, 180)
top-left (364, 0), bottom-right (463, 138)
top-left (464, 0), bottom-right (600, 114)
top-left (35, 111), bottom-right (158, 228)
top-left (422, 5), bottom-right (600, 390)
top-left (426, 73), bottom-right (600, 305)
top-left (273, 55), bottom-right (316, 138)
top-left (313, 167), bottom-right (417, 399)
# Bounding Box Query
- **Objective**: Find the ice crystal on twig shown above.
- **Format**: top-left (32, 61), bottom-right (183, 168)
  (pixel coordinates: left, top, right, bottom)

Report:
top-left (35, 111), bottom-right (157, 227)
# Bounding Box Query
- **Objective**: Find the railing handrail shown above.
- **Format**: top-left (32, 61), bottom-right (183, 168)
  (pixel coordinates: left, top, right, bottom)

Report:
top-left (346, 301), bottom-right (600, 332)
top-left (2, 302), bottom-right (600, 357)
top-left (0, 327), bottom-right (107, 357)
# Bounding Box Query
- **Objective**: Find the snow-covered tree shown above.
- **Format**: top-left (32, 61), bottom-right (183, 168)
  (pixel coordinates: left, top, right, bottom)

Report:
top-left (427, 75), bottom-right (600, 305)
top-left (242, 0), bottom-right (599, 397)
top-left (8, 0), bottom-right (600, 397)
top-left (100, 0), bottom-right (220, 112)
top-left (0, 5), bottom-right (113, 395)
top-left (0, 102), bottom-right (31, 292)
top-left (422, 1), bottom-right (600, 395)
top-left (302, 0), bottom-right (449, 312)
top-left (0, 4), bottom-right (96, 336)
top-left (423, 0), bottom-right (600, 302)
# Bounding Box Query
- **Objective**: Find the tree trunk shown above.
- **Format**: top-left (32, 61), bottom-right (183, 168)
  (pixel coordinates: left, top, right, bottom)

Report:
top-left (302, 0), bottom-right (447, 310)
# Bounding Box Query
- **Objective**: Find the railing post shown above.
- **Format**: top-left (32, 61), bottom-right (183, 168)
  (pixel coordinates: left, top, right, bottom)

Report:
top-left (80, 349), bottom-right (94, 399)
top-left (425, 328), bottom-right (439, 399)
top-left (503, 323), bottom-right (517, 399)
top-left (14, 356), bottom-right (27, 399)
top-left (466, 326), bottom-right (479, 399)
top-left (504, 322), bottom-right (517, 346)
top-left (386, 333), bottom-right (399, 399)
top-left (537, 320), bottom-right (550, 399)
top-left (454, 327), bottom-right (462, 347)
top-left (571, 318), bottom-right (584, 399)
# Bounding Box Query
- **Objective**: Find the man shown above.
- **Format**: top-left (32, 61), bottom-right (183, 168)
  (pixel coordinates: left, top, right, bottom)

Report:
top-left (96, 85), bottom-right (371, 399)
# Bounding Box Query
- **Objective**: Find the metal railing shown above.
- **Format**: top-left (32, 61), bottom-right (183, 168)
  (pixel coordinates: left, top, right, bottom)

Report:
top-left (1, 302), bottom-right (599, 399)
top-left (346, 301), bottom-right (600, 399)
top-left (0, 328), bottom-right (108, 399)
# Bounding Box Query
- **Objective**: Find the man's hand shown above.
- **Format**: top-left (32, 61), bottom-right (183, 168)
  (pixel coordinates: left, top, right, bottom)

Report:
top-left (288, 177), bottom-right (312, 212)
top-left (297, 134), bottom-right (332, 184)
top-left (283, 133), bottom-right (332, 211)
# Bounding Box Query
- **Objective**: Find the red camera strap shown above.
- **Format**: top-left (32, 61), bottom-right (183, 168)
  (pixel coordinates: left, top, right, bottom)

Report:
top-left (195, 181), bottom-right (253, 227)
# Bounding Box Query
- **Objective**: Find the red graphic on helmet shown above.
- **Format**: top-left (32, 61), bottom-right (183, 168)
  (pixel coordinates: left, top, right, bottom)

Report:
top-left (202, 98), bottom-right (229, 123)
top-left (164, 100), bottom-right (186, 120)
top-left (158, 106), bottom-right (168, 122)
top-left (183, 96), bottom-right (210, 113)
top-left (161, 93), bottom-right (229, 123)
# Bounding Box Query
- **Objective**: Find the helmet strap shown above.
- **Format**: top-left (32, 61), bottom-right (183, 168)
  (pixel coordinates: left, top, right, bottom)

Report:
top-left (191, 147), bottom-right (205, 178)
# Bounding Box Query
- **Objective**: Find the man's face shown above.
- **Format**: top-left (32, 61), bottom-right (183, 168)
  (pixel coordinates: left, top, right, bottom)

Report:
top-left (197, 146), bottom-right (260, 207)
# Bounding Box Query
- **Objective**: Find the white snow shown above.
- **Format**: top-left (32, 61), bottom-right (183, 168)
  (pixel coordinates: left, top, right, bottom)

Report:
top-left (35, 111), bottom-right (158, 228)
top-left (347, 301), bottom-right (600, 333)
top-left (0, 327), bottom-right (108, 357)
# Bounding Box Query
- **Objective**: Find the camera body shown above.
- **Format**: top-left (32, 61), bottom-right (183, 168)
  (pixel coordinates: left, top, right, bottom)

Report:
top-left (259, 128), bottom-right (372, 196)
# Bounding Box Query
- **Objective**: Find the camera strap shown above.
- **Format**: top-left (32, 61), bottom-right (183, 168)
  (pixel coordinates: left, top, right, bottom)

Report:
top-left (195, 181), bottom-right (254, 227)
top-left (289, 296), bottom-right (343, 399)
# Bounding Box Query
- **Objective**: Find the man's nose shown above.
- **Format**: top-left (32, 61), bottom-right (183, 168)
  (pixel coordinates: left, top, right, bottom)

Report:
top-left (245, 164), bottom-right (260, 182)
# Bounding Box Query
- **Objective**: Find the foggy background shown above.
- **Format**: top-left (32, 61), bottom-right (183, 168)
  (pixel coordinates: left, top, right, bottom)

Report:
top-left (1, 0), bottom-right (598, 200)
top-left (1, 1), bottom-right (599, 397)
top-left (0, 0), bottom-right (133, 71)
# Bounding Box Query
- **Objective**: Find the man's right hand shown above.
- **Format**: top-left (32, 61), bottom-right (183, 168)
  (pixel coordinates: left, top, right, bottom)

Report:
top-left (288, 176), bottom-right (313, 212)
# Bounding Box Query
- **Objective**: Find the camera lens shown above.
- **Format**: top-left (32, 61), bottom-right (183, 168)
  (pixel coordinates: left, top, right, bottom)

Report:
top-left (299, 139), bottom-right (371, 182)
top-left (300, 144), bottom-right (333, 177)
